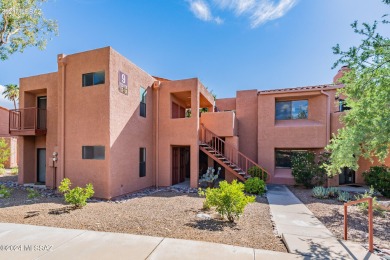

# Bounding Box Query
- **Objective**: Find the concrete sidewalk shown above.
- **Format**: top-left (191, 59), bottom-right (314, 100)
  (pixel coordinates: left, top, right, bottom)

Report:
top-left (267, 185), bottom-right (379, 260)
top-left (0, 223), bottom-right (302, 260)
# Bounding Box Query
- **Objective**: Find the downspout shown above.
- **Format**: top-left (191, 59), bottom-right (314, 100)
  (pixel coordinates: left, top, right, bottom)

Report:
top-left (321, 90), bottom-right (331, 144)
top-left (155, 81), bottom-right (161, 189)
top-left (58, 55), bottom-right (67, 182)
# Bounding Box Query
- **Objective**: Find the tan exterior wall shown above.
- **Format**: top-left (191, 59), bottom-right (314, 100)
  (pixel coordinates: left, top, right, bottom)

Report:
top-left (215, 98), bottom-right (236, 111)
top-left (200, 111), bottom-right (237, 137)
top-left (258, 90), bottom-right (336, 184)
top-left (156, 78), bottom-right (200, 188)
top-left (18, 72), bottom-right (57, 186)
top-left (59, 48), bottom-right (110, 198)
top-left (108, 48), bottom-right (156, 198)
top-left (236, 90), bottom-right (258, 162)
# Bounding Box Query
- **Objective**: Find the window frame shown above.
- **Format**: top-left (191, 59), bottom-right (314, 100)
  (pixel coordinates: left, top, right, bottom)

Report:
top-left (139, 147), bottom-right (146, 177)
top-left (140, 87), bottom-right (147, 117)
top-left (275, 99), bottom-right (308, 120)
top-left (82, 71), bottom-right (105, 87)
top-left (275, 149), bottom-right (307, 168)
top-left (82, 146), bottom-right (105, 160)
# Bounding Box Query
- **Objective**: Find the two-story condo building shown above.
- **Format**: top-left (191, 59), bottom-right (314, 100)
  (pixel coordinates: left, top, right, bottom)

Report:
top-left (11, 47), bottom-right (389, 199)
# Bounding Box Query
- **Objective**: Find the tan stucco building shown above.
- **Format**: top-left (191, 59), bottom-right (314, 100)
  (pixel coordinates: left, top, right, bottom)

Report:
top-left (11, 47), bottom-right (389, 199)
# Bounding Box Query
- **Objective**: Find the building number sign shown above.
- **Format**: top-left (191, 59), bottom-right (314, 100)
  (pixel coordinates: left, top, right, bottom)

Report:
top-left (118, 71), bottom-right (128, 95)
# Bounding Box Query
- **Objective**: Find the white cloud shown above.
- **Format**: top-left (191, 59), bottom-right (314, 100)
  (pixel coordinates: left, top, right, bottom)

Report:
top-left (188, 0), bottom-right (223, 24)
top-left (188, 0), bottom-right (298, 28)
top-left (250, 0), bottom-right (297, 27)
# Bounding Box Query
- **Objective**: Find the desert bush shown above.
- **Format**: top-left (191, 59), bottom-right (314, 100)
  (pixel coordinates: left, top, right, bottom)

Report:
top-left (11, 167), bottom-right (18, 175)
top-left (355, 186), bottom-right (385, 216)
top-left (363, 165), bottom-right (390, 198)
top-left (201, 180), bottom-right (255, 222)
top-left (291, 151), bottom-right (328, 188)
top-left (0, 185), bottom-right (11, 198)
top-left (0, 138), bottom-right (10, 173)
top-left (58, 178), bottom-right (94, 208)
top-left (27, 188), bottom-right (40, 199)
top-left (244, 177), bottom-right (266, 195)
top-left (248, 166), bottom-right (268, 181)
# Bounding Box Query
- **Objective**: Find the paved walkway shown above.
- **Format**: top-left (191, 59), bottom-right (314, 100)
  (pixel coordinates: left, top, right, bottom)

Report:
top-left (267, 185), bottom-right (379, 259)
top-left (0, 223), bottom-right (302, 260)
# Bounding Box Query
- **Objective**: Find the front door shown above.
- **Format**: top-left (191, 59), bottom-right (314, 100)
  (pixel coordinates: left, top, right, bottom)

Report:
top-left (172, 146), bottom-right (190, 185)
top-left (37, 149), bottom-right (46, 183)
top-left (339, 167), bottom-right (355, 185)
top-left (37, 96), bottom-right (47, 129)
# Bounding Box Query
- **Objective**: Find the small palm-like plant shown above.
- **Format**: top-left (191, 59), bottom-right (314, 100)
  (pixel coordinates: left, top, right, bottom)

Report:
top-left (2, 84), bottom-right (19, 109)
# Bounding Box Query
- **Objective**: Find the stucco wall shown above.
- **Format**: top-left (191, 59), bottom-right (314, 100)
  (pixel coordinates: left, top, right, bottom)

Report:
top-left (236, 90), bottom-right (258, 162)
top-left (215, 98), bottom-right (236, 111)
top-left (200, 111), bottom-right (237, 137)
top-left (60, 48), bottom-right (110, 198)
top-left (18, 72), bottom-right (57, 186)
top-left (258, 90), bottom-right (336, 183)
top-left (157, 78), bottom-right (200, 188)
top-left (108, 48), bottom-right (156, 198)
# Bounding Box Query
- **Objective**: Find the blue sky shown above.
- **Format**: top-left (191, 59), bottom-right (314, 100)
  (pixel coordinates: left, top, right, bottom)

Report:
top-left (0, 0), bottom-right (388, 108)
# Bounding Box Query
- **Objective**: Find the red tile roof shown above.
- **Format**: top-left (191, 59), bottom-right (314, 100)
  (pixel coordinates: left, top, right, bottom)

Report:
top-left (258, 84), bottom-right (343, 94)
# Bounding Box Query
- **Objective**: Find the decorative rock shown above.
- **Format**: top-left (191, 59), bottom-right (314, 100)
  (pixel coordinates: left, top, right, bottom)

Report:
top-left (196, 213), bottom-right (211, 220)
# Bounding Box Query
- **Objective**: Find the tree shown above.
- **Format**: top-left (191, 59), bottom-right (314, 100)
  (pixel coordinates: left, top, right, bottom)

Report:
top-left (0, 0), bottom-right (58, 60)
top-left (2, 83), bottom-right (18, 109)
top-left (0, 138), bottom-right (10, 169)
top-left (325, 0), bottom-right (390, 175)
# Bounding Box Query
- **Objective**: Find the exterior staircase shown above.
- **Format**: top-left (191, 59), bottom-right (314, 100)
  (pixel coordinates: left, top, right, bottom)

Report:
top-left (199, 124), bottom-right (270, 183)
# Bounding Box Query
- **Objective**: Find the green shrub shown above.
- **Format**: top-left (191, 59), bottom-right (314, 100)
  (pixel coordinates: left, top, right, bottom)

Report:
top-left (291, 151), bottom-right (328, 188)
top-left (248, 166), bottom-right (268, 181)
top-left (355, 186), bottom-right (385, 215)
top-left (0, 168), bottom-right (5, 175)
top-left (0, 138), bottom-right (10, 171)
top-left (58, 178), bottom-right (94, 208)
top-left (202, 180), bottom-right (255, 222)
top-left (27, 188), bottom-right (40, 199)
top-left (11, 167), bottom-right (18, 175)
top-left (0, 185), bottom-right (11, 198)
top-left (244, 177), bottom-right (266, 195)
top-left (363, 165), bottom-right (390, 197)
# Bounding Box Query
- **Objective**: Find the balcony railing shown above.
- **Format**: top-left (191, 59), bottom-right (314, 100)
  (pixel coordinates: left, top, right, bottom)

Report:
top-left (9, 108), bottom-right (47, 136)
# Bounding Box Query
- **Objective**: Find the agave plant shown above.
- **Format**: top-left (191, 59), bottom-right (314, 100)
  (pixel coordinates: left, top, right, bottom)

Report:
top-left (312, 186), bottom-right (329, 199)
top-left (337, 191), bottom-right (351, 202)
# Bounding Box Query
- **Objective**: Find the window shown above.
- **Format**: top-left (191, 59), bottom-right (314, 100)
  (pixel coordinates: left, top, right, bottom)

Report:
top-left (339, 99), bottom-right (350, 112)
top-left (139, 148), bottom-right (146, 177)
top-left (82, 71), bottom-right (105, 87)
top-left (275, 100), bottom-right (308, 120)
top-left (82, 146), bottom-right (105, 160)
top-left (140, 87), bottom-right (147, 117)
top-left (275, 149), bottom-right (307, 168)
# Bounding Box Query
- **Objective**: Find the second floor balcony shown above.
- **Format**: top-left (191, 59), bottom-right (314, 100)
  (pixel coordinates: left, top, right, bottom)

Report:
top-left (200, 111), bottom-right (238, 137)
top-left (9, 108), bottom-right (47, 136)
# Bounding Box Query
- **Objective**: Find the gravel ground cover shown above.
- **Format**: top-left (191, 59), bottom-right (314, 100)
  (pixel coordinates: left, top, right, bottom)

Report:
top-left (0, 175), bottom-right (286, 252)
top-left (289, 186), bottom-right (390, 254)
